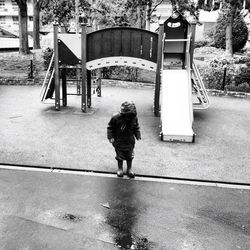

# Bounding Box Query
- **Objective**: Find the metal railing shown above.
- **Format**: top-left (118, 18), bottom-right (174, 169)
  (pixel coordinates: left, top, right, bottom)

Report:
top-left (192, 62), bottom-right (210, 109)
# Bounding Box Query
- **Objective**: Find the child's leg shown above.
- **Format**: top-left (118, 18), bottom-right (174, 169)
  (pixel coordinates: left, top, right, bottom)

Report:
top-left (126, 159), bottom-right (135, 178)
top-left (117, 160), bottom-right (123, 177)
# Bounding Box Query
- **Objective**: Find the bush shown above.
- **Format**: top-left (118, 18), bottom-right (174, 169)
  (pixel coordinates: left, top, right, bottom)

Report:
top-left (101, 66), bottom-right (139, 82)
top-left (194, 40), bottom-right (210, 48)
top-left (214, 9), bottom-right (248, 52)
top-left (198, 54), bottom-right (250, 92)
top-left (233, 56), bottom-right (250, 64)
top-left (226, 83), bottom-right (250, 93)
top-left (234, 66), bottom-right (250, 87)
top-left (198, 59), bottom-right (231, 90)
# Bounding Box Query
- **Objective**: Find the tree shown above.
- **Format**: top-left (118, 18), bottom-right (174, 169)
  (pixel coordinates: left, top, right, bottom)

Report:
top-left (15, 0), bottom-right (30, 54)
top-left (33, 0), bottom-right (42, 49)
top-left (214, 7), bottom-right (248, 53)
top-left (172, 0), bottom-right (249, 56)
top-left (41, 0), bottom-right (91, 32)
top-left (125, 0), bottom-right (165, 29)
top-left (33, 0), bottom-right (50, 49)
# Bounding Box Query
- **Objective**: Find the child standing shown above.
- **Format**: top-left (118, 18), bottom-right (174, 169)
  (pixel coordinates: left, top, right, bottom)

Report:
top-left (107, 101), bottom-right (141, 178)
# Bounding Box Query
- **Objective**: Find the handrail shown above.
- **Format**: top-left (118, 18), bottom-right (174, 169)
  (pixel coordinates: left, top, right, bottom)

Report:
top-left (40, 53), bottom-right (54, 98)
top-left (192, 62), bottom-right (210, 108)
top-left (164, 39), bottom-right (190, 42)
top-left (41, 68), bottom-right (55, 102)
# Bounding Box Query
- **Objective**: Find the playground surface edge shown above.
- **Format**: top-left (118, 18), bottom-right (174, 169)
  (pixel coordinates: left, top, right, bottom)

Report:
top-left (0, 85), bottom-right (250, 184)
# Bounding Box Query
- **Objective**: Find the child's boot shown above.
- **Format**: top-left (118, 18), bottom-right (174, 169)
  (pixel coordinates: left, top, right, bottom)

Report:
top-left (126, 160), bottom-right (135, 178)
top-left (117, 160), bottom-right (123, 177)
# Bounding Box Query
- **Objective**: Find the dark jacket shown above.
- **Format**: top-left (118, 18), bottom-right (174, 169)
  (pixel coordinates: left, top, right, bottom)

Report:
top-left (107, 112), bottom-right (141, 150)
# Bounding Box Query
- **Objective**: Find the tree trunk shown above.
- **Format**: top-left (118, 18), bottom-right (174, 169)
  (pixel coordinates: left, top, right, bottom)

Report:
top-left (225, 3), bottom-right (236, 57)
top-left (137, 6), bottom-right (141, 28)
top-left (225, 23), bottom-right (233, 56)
top-left (33, 0), bottom-right (40, 49)
top-left (18, 1), bottom-right (30, 54)
top-left (146, 1), bottom-right (152, 31)
top-left (75, 0), bottom-right (79, 34)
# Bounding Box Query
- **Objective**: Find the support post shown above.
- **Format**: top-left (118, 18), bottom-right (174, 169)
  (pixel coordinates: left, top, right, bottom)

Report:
top-left (154, 23), bottom-right (164, 117)
top-left (54, 23), bottom-right (60, 111)
top-left (62, 68), bottom-right (67, 106)
top-left (81, 23), bottom-right (87, 112)
top-left (76, 70), bottom-right (81, 95)
top-left (190, 21), bottom-right (197, 67)
top-left (222, 66), bottom-right (227, 90)
top-left (28, 59), bottom-right (33, 79)
top-left (96, 76), bottom-right (101, 97)
top-left (87, 70), bottom-right (91, 108)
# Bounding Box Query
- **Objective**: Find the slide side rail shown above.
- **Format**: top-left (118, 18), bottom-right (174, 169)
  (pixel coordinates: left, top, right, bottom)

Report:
top-left (192, 62), bottom-right (210, 109)
top-left (40, 53), bottom-right (54, 102)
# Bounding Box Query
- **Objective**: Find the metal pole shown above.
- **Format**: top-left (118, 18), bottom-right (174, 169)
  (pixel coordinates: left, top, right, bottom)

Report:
top-left (81, 23), bottom-right (87, 112)
top-left (222, 66), bottom-right (227, 90)
top-left (190, 21), bottom-right (197, 67)
top-left (87, 70), bottom-right (91, 108)
top-left (62, 68), bottom-right (67, 106)
top-left (154, 23), bottom-right (164, 117)
top-left (54, 23), bottom-right (60, 111)
top-left (97, 76), bottom-right (101, 97)
top-left (29, 59), bottom-right (33, 79)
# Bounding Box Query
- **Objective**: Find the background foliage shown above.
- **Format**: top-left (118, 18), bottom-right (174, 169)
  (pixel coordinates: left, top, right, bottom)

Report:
top-left (214, 8), bottom-right (248, 52)
top-left (196, 47), bottom-right (250, 92)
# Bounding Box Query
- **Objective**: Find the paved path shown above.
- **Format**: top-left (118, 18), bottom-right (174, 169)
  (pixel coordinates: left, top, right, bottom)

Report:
top-left (0, 167), bottom-right (249, 250)
top-left (0, 85), bottom-right (250, 183)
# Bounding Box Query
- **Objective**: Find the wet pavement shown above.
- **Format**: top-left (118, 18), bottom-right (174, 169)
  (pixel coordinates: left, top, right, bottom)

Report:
top-left (0, 85), bottom-right (250, 249)
top-left (0, 167), bottom-right (250, 249)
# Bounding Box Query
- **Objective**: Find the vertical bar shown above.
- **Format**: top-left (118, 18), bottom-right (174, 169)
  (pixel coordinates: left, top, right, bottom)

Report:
top-left (190, 22), bottom-right (196, 68)
top-left (54, 24), bottom-right (60, 111)
top-left (222, 66), bottom-right (227, 91)
top-left (186, 25), bottom-right (193, 125)
top-left (81, 23), bottom-right (87, 112)
top-left (87, 70), bottom-right (91, 108)
top-left (29, 59), bottom-right (33, 79)
top-left (76, 69), bottom-right (81, 95)
top-left (97, 76), bottom-right (102, 97)
top-left (84, 24), bottom-right (92, 99)
top-left (154, 23), bottom-right (164, 117)
top-left (185, 24), bottom-right (192, 69)
top-left (62, 68), bottom-right (67, 106)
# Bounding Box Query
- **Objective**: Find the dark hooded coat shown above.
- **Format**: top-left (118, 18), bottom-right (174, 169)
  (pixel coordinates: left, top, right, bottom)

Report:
top-left (107, 112), bottom-right (141, 152)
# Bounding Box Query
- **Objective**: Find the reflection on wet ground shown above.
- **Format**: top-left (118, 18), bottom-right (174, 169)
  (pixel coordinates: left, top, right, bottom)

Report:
top-left (105, 178), bottom-right (152, 249)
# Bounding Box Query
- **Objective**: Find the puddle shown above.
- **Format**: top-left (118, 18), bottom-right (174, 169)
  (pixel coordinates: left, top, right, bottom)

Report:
top-left (106, 205), bottom-right (153, 249)
top-left (115, 235), bottom-right (152, 249)
top-left (62, 213), bottom-right (83, 222)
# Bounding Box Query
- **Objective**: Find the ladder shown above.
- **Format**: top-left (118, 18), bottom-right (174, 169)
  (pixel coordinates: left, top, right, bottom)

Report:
top-left (40, 53), bottom-right (55, 102)
top-left (192, 62), bottom-right (210, 109)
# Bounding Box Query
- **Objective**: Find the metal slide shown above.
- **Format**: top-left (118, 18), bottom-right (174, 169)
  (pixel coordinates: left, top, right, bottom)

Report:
top-left (160, 69), bottom-right (195, 142)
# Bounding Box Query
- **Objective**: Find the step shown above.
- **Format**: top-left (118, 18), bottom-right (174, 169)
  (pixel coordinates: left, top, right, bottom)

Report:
top-left (161, 133), bottom-right (195, 143)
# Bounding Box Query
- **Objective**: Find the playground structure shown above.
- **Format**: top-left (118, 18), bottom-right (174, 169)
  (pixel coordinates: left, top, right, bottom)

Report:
top-left (40, 13), bottom-right (210, 143)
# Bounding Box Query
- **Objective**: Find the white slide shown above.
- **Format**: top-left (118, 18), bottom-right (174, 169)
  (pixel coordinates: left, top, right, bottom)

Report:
top-left (161, 70), bottom-right (194, 142)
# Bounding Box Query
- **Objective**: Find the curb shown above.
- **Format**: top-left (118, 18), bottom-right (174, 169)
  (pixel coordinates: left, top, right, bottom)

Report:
top-left (207, 89), bottom-right (250, 99)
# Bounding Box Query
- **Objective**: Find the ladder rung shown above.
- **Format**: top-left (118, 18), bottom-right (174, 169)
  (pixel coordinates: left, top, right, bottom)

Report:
top-left (164, 39), bottom-right (190, 42)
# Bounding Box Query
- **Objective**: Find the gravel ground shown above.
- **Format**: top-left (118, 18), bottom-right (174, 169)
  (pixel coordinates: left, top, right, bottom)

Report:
top-left (0, 85), bottom-right (250, 183)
